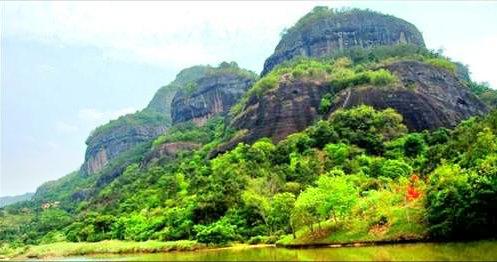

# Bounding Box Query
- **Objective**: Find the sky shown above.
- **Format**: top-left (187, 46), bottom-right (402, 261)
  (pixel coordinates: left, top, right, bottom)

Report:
top-left (1, 1), bottom-right (497, 197)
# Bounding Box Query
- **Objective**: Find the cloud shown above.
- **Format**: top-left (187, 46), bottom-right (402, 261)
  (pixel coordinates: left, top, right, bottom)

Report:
top-left (443, 34), bottom-right (497, 88)
top-left (55, 121), bottom-right (79, 134)
top-left (3, 1), bottom-right (339, 70)
top-left (77, 107), bottom-right (137, 125)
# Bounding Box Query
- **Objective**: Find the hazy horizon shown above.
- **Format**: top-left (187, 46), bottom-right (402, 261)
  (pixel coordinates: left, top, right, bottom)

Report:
top-left (2, 1), bottom-right (497, 197)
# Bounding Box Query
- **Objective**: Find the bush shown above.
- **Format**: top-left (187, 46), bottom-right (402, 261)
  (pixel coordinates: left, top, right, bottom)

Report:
top-left (403, 133), bottom-right (427, 157)
top-left (247, 235), bottom-right (279, 245)
top-left (426, 159), bottom-right (497, 240)
top-left (194, 219), bottom-right (238, 244)
top-left (367, 69), bottom-right (397, 86)
top-left (380, 159), bottom-right (412, 178)
top-left (319, 93), bottom-right (333, 114)
top-left (426, 58), bottom-right (456, 74)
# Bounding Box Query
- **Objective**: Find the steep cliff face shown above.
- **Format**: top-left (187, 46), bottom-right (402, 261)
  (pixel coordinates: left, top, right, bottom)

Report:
top-left (232, 77), bottom-right (329, 143)
top-left (218, 60), bottom-right (488, 156)
top-left (329, 61), bottom-right (489, 130)
top-left (80, 66), bottom-right (216, 176)
top-left (171, 63), bottom-right (257, 125)
top-left (146, 66), bottom-right (212, 118)
top-left (81, 110), bottom-right (168, 175)
top-left (82, 62), bottom-right (256, 176)
top-left (261, 8), bottom-right (425, 75)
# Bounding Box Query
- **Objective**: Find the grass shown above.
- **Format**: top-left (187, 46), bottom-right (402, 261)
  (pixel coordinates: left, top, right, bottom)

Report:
top-left (278, 217), bottom-right (426, 247)
top-left (5, 240), bottom-right (204, 259)
top-left (277, 197), bottom-right (428, 247)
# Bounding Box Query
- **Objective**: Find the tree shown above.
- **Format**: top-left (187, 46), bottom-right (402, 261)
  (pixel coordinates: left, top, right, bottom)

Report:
top-left (329, 105), bottom-right (407, 154)
top-left (380, 159), bottom-right (413, 179)
top-left (324, 143), bottom-right (350, 167)
top-left (403, 133), bottom-right (426, 157)
top-left (268, 193), bottom-right (296, 235)
top-left (194, 218), bottom-right (238, 244)
top-left (306, 120), bottom-right (338, 148)
top-left (292, 187), bottom-right (323, 233)
top-left (315, 174), bottom-right (358, 221)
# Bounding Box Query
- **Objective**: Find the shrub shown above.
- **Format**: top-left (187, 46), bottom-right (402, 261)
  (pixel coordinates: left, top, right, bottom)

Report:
top-left (367, 69), bottom-right (397, 86)
top-left (319, 93), bottom-right (333, 114)
top-left (380, 159), bottom-right (413, 178)
top-left (247, 235), bottom-right (279, 245)
top-left (426, 58), bottom-right (456, 74)
top-left (194, 219), bottom-right (238, 244)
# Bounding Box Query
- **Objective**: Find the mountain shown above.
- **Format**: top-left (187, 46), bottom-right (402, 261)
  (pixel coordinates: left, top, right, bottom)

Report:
top-left (81, 63), bottom-right (254, 175)
top-left (261, 7), bottom-right (425, 75)
top-left (0, 193), bottom-right (34, 208)
top-left (220, 58), bottom-right (488, 156)
top-left (171, 62), bottom-right (257, 125)
top-left (1, 7), bottom-right (496, 253)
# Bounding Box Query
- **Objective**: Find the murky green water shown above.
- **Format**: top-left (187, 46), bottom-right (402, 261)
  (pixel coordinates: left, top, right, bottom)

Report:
top-left (65, 241), bottom-right (497, 261)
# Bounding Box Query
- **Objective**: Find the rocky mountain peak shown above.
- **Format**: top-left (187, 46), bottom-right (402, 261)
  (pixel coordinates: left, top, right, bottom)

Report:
top-left (171, 62), bottom-right (257, 125)
top-left (261, 7), bottom-right (425, 75)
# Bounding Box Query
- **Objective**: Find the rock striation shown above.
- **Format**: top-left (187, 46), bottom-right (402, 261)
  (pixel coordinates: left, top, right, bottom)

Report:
top-left (232, 77), bottom-right (329, 143)
top-left (171, 63), bottom-right (257, 125)
top-left (216, 61), bottom-right (488, 157)
top-left (81, 113), bottom-right (167, 175)
top-left (329, 61), bottom-right (489, 130)
top-left (261, 8), bottom-right (425, 75)
top-left (146, 66), bottom-right (212, 120)
top-left (81, 63), bottom-right (255, 175)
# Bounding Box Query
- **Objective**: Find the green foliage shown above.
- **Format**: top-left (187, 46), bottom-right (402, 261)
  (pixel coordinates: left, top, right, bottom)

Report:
top-left (426, 58), bottom-right (457, 74)
top-left (87, 109), bottom-right (169, 144)
top-left (153, 116), bottom-right (225, 147)
top-left (467, 81), bottom-right (497, 108)
top-left (282, 6), bottom-right (335, 36)
top-left (4, 106), bottom-right (497, 248)
top-left (194, 219), bottom-right (239, 244)
top-left (380, 159), bottom-right (413, 179)
top-left (367, 69), bottom-right (398, 86)
top-left (319, 93), bottom-right (334, 114)
top-left (268, 193), bottom-right (296, 234)
top-left (403, 133), bottom-right (427, 158)
top-left (329, 105), bottom-right (407, 154)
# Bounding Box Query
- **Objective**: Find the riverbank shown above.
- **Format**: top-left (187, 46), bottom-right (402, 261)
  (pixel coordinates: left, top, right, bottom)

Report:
top-left (0, 241), bottom-right (278, 260)
top-left (6, 240), bottom-right (497, 261)
top-left (276, 217), bottom-right (427, 248)
top-left (1, 240), bottom-right (205, 259)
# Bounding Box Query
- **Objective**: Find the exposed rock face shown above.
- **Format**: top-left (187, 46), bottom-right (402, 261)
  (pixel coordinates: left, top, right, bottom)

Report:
top-left (146, 66), bottom-right (212, 119)
top-left (82, 119), bottom-right (167, 175)
top-left (261, 9), bottom-right (425, 75)
top-left (216, 61), bottom-right (488, 157)
top-left (232, 77), bottom-right (329, 143)
top-left (80, 66), bottom-right (214, 175)
top-left (171, 71), bottom-right (256, 125)
top-left (329, 61), bottom-right (489, 130)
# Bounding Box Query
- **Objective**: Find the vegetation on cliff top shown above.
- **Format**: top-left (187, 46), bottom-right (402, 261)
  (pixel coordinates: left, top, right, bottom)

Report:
top-left (280, 7), bottom-right (418, 41)
top-left (231, 44), bottom-right (463, 117)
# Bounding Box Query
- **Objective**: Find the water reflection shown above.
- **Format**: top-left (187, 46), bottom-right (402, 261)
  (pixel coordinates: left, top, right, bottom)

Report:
top-left (68, 241), bottom-right (497, 261)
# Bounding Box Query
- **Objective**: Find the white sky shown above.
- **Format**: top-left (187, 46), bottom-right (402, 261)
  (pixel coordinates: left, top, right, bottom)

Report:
top-left (1, 1), bottom-right (497, 196)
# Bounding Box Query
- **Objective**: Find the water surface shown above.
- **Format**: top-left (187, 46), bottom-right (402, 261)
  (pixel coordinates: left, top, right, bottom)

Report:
top-left (65, 241), bottom-right (497, 261)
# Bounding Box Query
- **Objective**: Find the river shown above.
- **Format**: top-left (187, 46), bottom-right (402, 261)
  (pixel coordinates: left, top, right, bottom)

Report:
top-left (62, 240), bottom-right (497, 261)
